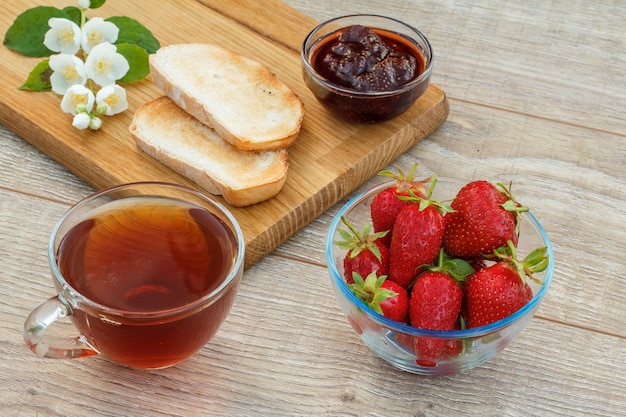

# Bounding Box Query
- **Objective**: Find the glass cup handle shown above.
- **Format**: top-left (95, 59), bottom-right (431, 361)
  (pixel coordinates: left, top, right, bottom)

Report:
top-left (23, 295), bottom-right (99, 359)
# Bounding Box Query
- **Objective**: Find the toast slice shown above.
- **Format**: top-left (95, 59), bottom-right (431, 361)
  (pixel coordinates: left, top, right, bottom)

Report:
top-left (129, 97), bottom-right (289, 207)
top-left (149, 43), bottom-right (304, 151)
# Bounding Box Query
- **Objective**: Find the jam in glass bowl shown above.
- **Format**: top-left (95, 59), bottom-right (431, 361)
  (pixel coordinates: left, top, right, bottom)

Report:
top-left (301, 15), bottom-right (433, 123)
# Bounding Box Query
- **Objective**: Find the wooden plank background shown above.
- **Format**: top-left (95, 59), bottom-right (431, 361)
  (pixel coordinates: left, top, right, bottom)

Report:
top-left (1, 0), bottom-right (624, 415)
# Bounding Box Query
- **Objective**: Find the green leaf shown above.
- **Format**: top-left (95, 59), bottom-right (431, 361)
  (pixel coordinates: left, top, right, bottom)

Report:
top-left (443, 257), bottom-right (477, 280)
top-left (3, 6), bottom-right (70, 57)
top-left (116, 43), bottom-right (150, 83)
top-left (27, 324), bottom-right (45, 334)
top-left (89, 0), bottom-right (107, 9)
top-left (107, 16), bottom-right (160, 54)
top-left (524, 246), bottom-right (549, 274)
top-left (62, 6), bottom-right (83, 26)
top-left (19, 59), bottom-right (52, 91)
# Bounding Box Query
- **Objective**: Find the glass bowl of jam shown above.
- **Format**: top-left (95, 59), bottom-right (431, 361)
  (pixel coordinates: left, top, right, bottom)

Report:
top-left (301, 15), bottom-right (433, 123)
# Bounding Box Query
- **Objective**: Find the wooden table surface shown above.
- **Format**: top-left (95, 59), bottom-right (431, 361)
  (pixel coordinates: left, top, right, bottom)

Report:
top-left (1, 0), bottom-right (624, 416)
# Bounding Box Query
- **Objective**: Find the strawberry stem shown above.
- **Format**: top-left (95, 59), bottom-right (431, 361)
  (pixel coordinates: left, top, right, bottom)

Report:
top-left (492, 240), bottom-right (548, 285)
top-left (419, 248), bottom-right (475, 284)
top-left (398, 175), bottom-right (455, 216)
top-left (378, 162), bottom-right (418, 183)
top-left (497, 181), bottom-right (529, 236)
top-left (348, 272), bottom-right (397, 315)
top-left (335, 216), bottom-right (388, 261)
top-left (377, 163), bottom-right (428, 195)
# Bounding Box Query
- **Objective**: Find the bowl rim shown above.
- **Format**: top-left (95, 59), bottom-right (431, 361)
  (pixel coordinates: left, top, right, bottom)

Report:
top-left (301, 14), bottom-right (434, 98)
top-left (325, 178), bottom-right (555, 339)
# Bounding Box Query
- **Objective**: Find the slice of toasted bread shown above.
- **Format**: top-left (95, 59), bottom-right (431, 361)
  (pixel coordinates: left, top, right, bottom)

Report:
top-left (129, 97), bottom-right (289, 207)
top-left (149, 43), bottom-right (304, 151)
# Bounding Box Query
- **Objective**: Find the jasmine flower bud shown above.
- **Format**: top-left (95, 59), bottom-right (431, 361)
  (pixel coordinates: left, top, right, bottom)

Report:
top-left (72, 113), bottom-right (91, 130)
top-left (78, 0), bottom-right (91, 10)
top-left (89, 116), bottom-right (103, 130)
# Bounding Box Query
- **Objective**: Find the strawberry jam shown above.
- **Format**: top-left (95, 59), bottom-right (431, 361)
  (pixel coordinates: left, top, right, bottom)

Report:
top-left (307, 24), bottom-right (430, 122)
top-left (312, 25), bottom-right (424, 93)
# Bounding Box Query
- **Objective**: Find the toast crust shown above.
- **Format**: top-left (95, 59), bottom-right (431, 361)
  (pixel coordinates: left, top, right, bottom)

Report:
top-left (129, 97), bottom-right (289, 207)
top-left (150, 43), bottom-right (304, 151)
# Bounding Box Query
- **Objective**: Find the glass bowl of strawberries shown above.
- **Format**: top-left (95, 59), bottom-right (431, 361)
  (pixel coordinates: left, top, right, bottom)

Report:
top-left (325, 169), bottom-right (554, 375)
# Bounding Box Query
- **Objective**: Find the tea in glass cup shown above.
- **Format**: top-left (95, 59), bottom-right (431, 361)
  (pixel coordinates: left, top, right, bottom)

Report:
top-left (24, 182), bottom-right (244, 369)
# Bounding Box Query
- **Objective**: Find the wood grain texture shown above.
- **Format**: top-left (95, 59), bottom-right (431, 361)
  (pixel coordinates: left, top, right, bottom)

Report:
top-left (286, 0), bottom-right (626, 135)
top-left (0, 0), bottom-right (449, 269)
top-left (1, 0), bottom-right (625, 416)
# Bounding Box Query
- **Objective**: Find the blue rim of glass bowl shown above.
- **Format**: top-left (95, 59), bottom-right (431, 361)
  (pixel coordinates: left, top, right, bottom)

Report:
top-left (325, 180), bottom-right (555, 339)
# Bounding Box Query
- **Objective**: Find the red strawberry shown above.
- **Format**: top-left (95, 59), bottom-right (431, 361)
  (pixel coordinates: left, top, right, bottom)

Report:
top-left (465, 241), bottom-right (548, 328)
top-left (335, 217), bottom-right (389, 284)
top-left (441, 321), bottom-right (465, 360)
top-left (370, 164), bottom-right (428, 246)
top-left (378, 279), bottom-right (410, 323)
top-left (414, 326), bottom-right (467, 367)
top-left (410, 272), bottom-right (463, 330)
top-left (348, 312), bottom-right (364, 336)
top-left (349, 272), bottom-right (409, 323)
top-left (443, 180), bottom-right (528, 259)
top-left (410, 272), bottom-right (462, 364)
top-left (388, 177), bottom-right (453, 288)
top-left (409, 251), bottom-right (470, 364)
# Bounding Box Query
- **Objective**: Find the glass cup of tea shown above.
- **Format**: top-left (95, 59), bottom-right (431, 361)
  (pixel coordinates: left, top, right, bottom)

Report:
top-left (24, 182), bottom-right (245, 369)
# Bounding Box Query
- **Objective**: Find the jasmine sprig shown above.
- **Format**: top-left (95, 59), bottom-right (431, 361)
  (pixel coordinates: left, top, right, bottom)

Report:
top-left (3, 0), bottom-right (159, 131)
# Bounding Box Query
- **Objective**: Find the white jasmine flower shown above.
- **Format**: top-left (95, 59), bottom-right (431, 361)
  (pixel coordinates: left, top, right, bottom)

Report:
top-left (72, 112), bottom-right (92, 130)
top-left (89, 116), bottom-right (103, 130)
top-left (44, 18), bottom-right (81, 55)
top-left (96, 85), bottom-right (128, 115)
top-left (85, 42), bottom-right (129, 87)
top-left (78, 0), bottom-right (91, 10)
top-left (49, 54), bottom-right (87, 95)
top-left (81, 17), bottom-right (119, 53)
top-left (61, 85), bottom-right (95, 115)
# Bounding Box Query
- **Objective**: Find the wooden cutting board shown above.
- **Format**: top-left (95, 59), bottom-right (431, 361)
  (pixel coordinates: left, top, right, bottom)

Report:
top-left (0, 0), bottom-right (449, 268)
